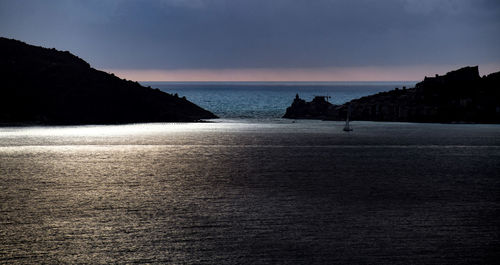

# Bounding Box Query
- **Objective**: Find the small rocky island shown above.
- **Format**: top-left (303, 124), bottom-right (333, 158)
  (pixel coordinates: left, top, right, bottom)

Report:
top-left (284, 66), bottom-right (500, 123)
top-left (0, 37), bottom-right (216, 125)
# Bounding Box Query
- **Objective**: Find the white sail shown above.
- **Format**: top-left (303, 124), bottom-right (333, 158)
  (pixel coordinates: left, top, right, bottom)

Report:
top-left (343, 105), bottom-right (353, 131)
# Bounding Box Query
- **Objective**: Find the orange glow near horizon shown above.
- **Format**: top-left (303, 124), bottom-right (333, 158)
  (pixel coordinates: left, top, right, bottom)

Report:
top-left (106, 64), bottom-right (500, 82)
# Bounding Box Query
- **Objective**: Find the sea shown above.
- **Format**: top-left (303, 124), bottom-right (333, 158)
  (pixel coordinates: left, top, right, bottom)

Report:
top-left (142, 81), bottom-right (417, 119)
top-left (1, 82), bottom-right (499, 264)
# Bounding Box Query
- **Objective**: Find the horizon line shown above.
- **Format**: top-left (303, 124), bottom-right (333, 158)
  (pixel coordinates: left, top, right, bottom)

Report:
top-left (138, 80), bottom-right (419, 82)
top-left (105, 64), bottom-right (499, 83)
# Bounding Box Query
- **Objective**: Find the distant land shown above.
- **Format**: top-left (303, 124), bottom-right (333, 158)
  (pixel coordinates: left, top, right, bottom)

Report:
top-left (284, 66), bottom-right (500, 123)
top-left (0, 37), bottom-right (216, 125)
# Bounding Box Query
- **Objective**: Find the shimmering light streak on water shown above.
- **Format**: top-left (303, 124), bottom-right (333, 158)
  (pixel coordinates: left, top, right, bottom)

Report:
top-left (1, 121), bottom-right (500, 264)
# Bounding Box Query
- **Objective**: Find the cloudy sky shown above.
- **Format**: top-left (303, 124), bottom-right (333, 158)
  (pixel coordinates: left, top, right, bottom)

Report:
top-left (1, 0), bottom-right (499, 81)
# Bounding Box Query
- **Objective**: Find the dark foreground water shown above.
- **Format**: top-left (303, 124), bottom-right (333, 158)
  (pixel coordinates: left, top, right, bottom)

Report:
top-left (1, 120), bottom-right (500, 264)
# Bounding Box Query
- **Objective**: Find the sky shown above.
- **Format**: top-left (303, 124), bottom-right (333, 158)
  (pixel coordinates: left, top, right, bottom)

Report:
top-left (1, 0), bottom-right (499, 81)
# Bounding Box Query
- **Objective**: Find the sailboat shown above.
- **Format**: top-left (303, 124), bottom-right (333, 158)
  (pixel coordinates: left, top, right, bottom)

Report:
top-left (343, 105), bottom-right (353, 132)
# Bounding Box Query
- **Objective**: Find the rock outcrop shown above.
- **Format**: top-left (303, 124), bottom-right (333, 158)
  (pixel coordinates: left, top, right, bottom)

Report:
top-left (0, 37), bottom-right (217, 125)
top-left (283, 94), bottom-right (334, 120)
top-left (283, 66), bottom-right (500, 123)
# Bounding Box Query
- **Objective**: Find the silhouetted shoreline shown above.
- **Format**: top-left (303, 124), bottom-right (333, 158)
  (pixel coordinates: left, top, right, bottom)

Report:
top-left (0, 37), bottom-right (217, 126)
top-left (284, 66), bottom-right (500, 124)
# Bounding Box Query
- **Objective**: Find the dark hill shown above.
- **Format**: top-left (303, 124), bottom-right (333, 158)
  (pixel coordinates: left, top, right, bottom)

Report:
top-left (0, 37), bottom-right (217, 125)
top-left (283, 66), bottom-right (500, 123)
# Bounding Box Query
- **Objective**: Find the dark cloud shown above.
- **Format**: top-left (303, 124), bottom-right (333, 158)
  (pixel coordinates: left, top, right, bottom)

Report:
top-left (1, 0), bottom-right (499, 70)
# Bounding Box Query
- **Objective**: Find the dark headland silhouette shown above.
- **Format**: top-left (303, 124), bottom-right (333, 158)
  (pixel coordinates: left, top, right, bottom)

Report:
top-left (0, 37), bottom-right (217, 125)
top-left (284, 66), bottom-right (500, 123)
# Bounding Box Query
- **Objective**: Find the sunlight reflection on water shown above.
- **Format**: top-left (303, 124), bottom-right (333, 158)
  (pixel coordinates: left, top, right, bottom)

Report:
top-left (1, 121), bottom-right (500, 264)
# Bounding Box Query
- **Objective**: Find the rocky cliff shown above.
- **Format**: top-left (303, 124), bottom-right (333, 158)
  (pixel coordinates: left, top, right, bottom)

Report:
top-left (0, 37), bottom-right (217, 125)
top-left (283, 66), bottom-right (500, 123)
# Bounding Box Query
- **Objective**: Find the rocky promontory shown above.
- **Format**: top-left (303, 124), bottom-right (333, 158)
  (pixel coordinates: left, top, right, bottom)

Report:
top-left (0, 37), bottom-right (216, 125)
top-left (283, 66), bottom-right (500, 123)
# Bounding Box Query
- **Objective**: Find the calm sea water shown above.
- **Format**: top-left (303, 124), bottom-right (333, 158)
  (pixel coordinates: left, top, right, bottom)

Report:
top-left (1, 120), bottom-right (500, 264)
top-left (142, 82), bottom-right (417, 118)
top-left (1, 83), bottom-right (500, 264)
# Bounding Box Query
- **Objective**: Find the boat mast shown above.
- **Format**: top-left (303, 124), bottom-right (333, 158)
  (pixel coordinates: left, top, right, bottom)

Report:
top-left (343, 104), bottom-right (353, 131)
